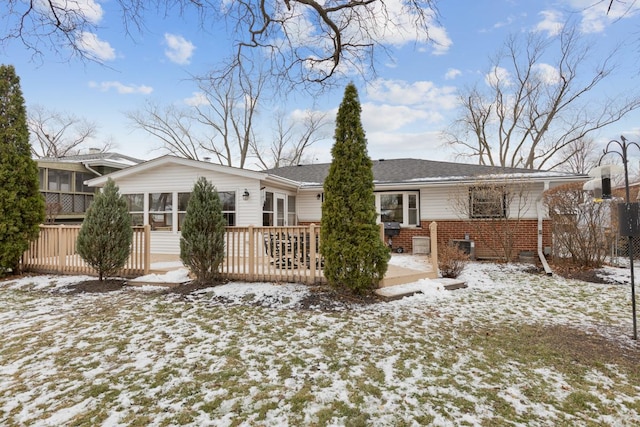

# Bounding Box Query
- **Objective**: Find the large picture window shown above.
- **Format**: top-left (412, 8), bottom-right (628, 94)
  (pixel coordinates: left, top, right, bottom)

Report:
top-left (377, 192), bottom-right (420, 226)
top-left (469, 186), bottom-right (507, 218)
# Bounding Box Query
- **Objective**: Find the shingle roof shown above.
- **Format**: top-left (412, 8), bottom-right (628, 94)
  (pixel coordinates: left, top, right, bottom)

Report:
top-left (266, 158), bottom-right (582, 186)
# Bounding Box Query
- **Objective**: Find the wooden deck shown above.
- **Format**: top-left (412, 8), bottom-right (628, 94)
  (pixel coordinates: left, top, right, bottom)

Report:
top-left (148, 253), bottom-right (437, 287)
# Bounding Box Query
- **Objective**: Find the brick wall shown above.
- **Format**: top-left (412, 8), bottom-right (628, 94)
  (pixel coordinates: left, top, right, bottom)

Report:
top-left (422, 219), bottom-right (551, 259)
top-left (300, 219), bottom-right (551, 259)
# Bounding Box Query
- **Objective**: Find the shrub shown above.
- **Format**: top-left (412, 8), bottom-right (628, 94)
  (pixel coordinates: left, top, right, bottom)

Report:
top-left (180, 177), bottom-right (226, 284)
top-left (438, 243), bottom-right (470, 278)
top-left (77, 178), bottom-right (132, 281)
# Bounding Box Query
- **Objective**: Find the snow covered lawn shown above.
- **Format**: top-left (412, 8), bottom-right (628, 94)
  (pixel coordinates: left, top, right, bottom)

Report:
top-left (1, 260), bottom-right (639, 426)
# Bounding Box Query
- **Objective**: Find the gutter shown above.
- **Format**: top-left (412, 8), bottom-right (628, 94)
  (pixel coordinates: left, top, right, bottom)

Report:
top-left (537, 182), bottom-right (553, 276)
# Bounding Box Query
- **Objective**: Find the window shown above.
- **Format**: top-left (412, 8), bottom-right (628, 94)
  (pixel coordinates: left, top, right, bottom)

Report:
top-left (75, 172), bottom-right (95, 193)
top-left (469, 186), bottom-right (506, 218)
top-left (149, 192), bottom-right (172, 230)
top-left (377, 192), bottom-right (419, 226)
top-left (288, 196), bottom-right (297, 226)
top-left (263, 191), bottom-right (274, 226)
top-left (47, 170), bottom-right (71, 191)
top-left (38, 168), bottom-right (45, 191)
top-left (219, 191), bottom-right (236, 226)
top-left (124, 194), bottom-right (144, 226)
top-left (178, 192), bottom-right (190, 230)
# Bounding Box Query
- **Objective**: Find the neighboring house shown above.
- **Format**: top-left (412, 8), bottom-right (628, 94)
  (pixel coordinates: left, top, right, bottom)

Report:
top-left (37, 150), bottom-right (143, 223)
top-left (86, 155), bottom-right (587, 258)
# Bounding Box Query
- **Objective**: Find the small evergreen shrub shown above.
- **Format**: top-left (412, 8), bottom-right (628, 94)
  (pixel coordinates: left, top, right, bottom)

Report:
top-left (438, 243), bottom-right (470, 278)
top-left (77, 178), bottom-right (133, 281)
top-left (180, 177), bottom-right (226, 284)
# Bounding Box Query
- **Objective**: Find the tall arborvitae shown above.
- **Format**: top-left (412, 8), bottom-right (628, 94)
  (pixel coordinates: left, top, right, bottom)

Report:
top-left (77, 178), bottom-right (132, 281)
top-left (0, 65), bottom-right (45, 276)
top-left (180, 177), bottom-right (226, 284)
top-left (320, 83), bottom-right (389, 294)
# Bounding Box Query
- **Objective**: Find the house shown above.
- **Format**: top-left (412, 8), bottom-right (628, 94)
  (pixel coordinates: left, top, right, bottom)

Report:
top-left (37, 150), bottom-right (143, 223)
top-left (86, 155), bottom-right (587, 259)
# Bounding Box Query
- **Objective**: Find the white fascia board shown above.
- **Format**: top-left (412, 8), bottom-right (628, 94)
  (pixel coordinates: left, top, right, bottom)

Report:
top-left (86, 155), bottom-right (269, 187)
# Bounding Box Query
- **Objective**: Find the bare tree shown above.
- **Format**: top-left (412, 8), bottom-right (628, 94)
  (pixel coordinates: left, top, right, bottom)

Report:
top-left (446, 24), bottom-right (640, 170)
top-left (127, 102), bottom-right (203, 160)
top-left (3, 0), bottom-right (439, 86)
top-left (557, 137), bottom-right (600, 175)
top-left (192, 70), bottom-right (265, 168)
top-left (129, 69), bottom-right (264, 168)
top-left (28, 105), bottom-right (101, 158)
top-left (252, 109), bottom-right (328, 169)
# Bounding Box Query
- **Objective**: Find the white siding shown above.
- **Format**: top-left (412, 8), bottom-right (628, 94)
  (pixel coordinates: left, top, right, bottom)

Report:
top-left (420, 182), bottom-right (547, 221)
top-left (297, 192), bottom-right (322, 223)
top-left (112, 163), bottom-right (265, 254)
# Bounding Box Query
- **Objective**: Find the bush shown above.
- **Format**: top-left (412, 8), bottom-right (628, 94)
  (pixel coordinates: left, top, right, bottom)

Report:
top-left (438, 243), bottom-right (470, 278)
top-left (76, 179), bottom-right (132, 281)
top-left (180, 177), bottom-right (226, 284)
top-left (543, 183), bottom-right (613, 268)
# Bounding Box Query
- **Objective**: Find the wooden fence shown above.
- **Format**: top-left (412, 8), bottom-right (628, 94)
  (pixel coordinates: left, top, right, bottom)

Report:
top-left (21, 222), bottom-right (438, 285)
top-left (21, 225), bottom-right (151, 278)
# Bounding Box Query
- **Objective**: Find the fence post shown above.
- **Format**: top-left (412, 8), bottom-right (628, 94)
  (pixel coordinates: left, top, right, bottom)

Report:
top-left (429, 221), bottom-right (438, 274)
top-left (248, 225), bottom-right (255, 279)
top-left (58, 224), bottom-right (66, 272)
top-left (144, 224), bottom-right (151, 275)
top-left (309, 223), bottom-right (316, 284)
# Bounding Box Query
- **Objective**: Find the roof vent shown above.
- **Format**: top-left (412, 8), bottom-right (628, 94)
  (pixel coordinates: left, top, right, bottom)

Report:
top-left (203, 157), bottom-right (211, 162)
top-left (379, 158), bottom-right (385, 162)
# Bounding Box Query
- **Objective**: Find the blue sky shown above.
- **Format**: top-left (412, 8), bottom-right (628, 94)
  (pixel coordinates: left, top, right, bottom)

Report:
top-left (4, 0), bottom-right (640, 168)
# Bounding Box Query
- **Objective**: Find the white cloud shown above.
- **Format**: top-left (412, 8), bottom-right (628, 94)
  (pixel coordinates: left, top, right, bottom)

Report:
top-left (565, 0), bottom-right (640, 34)
top-left (366, 79), bottom-right (458, 110)
top-left (77, 32), bottom-right (115, 61)
top-left (184, 92), bottom-right (209, 106)
top-left (535, 10), bottom-right (564, 36)
top-left (533, 63), bottom-right (561, 85)
top-left (40, 0), bottom-right (103, 24)
top-left (362, 103), bottom-right (435, 132)
top-left (445, 68), bottom-right (462, 80)
top-left (88, 81), bottom-right (153, 95)
top-left (485, 66), bottom-right (511, 87)
top-left (164, 33), bottom-right (195, 65)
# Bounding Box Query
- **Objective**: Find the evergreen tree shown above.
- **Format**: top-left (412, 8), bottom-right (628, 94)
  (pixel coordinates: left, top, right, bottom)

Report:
top-left (320, 83), bottom-right (389, 294)
top-left (77, 178), bottom-right (132, 281)
top-left (0, 64), bottom-right (45, 276)
top-left (180, 177), bottom-right (226, 284)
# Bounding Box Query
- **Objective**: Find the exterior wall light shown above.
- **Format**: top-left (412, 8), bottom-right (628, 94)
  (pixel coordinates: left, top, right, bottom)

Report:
top-left (243, 189), bottom-right (250, 200)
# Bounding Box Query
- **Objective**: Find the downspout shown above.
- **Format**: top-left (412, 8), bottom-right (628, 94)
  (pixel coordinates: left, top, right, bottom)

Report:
top-left (537, 181), bottom-right (553, 276)
top-left (83, 162), bottom-right (102, 177)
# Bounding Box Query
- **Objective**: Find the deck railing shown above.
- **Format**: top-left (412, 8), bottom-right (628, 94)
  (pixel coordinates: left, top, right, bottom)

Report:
top-left (22, 222), bottom-right (438, 284)
top-left (223, 224), bottom-right (325, 284)
top-left (21, 225), bottom-right (151, 278)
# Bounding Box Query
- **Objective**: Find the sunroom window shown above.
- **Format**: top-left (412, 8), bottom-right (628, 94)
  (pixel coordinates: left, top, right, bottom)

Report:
top-left (149, 192), bottom-right (172, 231)
top-left (377, 192), bottom-right (420, 226)
top-left (124, 194), bottom-right (144, 226)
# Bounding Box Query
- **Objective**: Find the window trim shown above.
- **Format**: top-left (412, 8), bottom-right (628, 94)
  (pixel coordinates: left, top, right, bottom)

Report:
top-left (469, 186), bottom-right (507, 219)
top-left (375, 191), bottom-right (420, 227)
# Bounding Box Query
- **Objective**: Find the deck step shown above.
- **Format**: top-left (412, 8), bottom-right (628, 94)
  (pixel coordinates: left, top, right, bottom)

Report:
top-left (432, 278), bottom-right (468, 290)
top-left (375, 281), bottom-right (436, 301)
